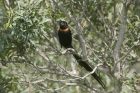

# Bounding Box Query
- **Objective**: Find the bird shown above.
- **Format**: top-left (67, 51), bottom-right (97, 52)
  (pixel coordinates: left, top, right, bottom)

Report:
top-left (58, 21), bottom-right (106, 89)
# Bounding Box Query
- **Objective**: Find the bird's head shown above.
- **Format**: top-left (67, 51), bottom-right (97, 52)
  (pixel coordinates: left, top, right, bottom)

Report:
top-left (59, 21), bottom-right (68, 29)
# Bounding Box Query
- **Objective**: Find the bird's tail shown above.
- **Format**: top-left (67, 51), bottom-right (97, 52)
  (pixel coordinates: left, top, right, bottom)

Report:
top-left (73, 54), bottom-right (106, 89)
top-left (69, 46), bottom-right (106, 89)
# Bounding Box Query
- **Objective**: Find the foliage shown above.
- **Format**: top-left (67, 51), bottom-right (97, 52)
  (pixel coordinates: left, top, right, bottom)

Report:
top-left (0, 0), bottom-right (140, 93)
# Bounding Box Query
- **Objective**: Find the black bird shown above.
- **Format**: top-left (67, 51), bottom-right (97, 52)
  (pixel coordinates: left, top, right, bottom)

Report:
top-left (58, 21), bottom-right (106, 89)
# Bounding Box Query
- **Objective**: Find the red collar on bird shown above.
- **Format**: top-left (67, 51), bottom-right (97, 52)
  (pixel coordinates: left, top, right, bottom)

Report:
top-left (59, 28), bottom-right (69, 32)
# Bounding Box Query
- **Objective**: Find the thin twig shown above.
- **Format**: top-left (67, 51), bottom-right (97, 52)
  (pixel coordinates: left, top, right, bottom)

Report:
top-left (81, 63), bottom-right (103, 79)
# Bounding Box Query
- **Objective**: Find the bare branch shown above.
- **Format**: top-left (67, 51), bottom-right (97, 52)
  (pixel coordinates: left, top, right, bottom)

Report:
top-left (52, 0), bottom-right (76, 24)
top-left (79, 0), bottom-right (86, 21)
top-left (113, 2), bottom-right (128, 93)
top-left (114, 43), bottom-right (137, 70)
top-left (81, 63), bottom-right (103, 79)
top-left (67, 54), bottom-right (77, 75)
top-left (36, 48), bottom-right (53, 65)
top-left (113, 2), bottom-right (127, 72)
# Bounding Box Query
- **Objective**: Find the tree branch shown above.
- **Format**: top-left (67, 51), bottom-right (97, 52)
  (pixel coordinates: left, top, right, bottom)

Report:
top-left (113, 1), bottom-right (129, 93)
